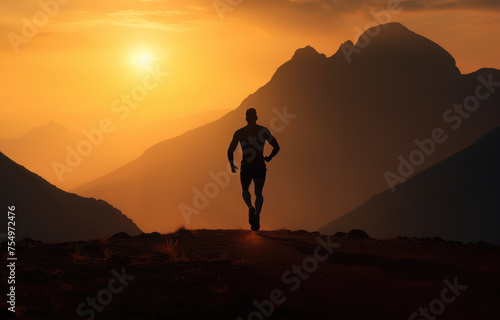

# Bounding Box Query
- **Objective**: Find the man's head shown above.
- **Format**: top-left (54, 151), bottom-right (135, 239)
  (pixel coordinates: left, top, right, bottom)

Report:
top-left (246, 108), bottom-right (258, 124)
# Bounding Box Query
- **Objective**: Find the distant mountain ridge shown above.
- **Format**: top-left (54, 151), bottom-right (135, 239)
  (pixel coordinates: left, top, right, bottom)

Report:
top-left (0, 151), bottom-right (142, 243)
top-left (75, 23), bottom-right (500, 233)
top-left (27, 120), bottom-right (71, 135)
top-left (0, 109), bottom-right (230, 190)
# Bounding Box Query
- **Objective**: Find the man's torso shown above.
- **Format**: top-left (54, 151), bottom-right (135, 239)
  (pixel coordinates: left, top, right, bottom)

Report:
top-left (234, 125), bottom-right (271, 167)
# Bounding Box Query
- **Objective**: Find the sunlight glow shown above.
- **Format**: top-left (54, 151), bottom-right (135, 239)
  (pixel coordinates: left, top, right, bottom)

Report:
top-left (131, 50), bottom-right (156, 70)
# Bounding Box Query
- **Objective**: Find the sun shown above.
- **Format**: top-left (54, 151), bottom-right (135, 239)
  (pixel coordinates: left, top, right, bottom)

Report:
top-left (131, 50), bottom-right (156, 70)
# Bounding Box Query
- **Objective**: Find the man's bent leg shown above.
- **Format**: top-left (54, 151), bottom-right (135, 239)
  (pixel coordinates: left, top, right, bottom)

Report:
top-left (241, 170), bottom-right (253, 208)
top-left (254, 178), bottom-right (265, 215)
top-left (242, 190), bottom-right (252, 208)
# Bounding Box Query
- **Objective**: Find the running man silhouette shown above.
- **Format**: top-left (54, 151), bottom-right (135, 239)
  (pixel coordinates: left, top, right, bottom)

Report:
top-left (228, 108), bottom-right (280, 231)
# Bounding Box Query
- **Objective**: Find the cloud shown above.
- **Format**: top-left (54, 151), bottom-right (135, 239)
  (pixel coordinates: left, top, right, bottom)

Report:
top-left (388, 0), bottom-right (500, 11)
top-left (3, 0), bottom-right (498, 36)
top-left (61, 10), bottom-right (202, 32)
top-left (234, 0), bottom-right (500, 16)
top-left (0, 0), bottom-right (498, 53)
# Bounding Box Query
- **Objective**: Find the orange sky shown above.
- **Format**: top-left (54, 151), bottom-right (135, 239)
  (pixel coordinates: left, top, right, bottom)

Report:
top-left (1, 0), bottom-right (499, 139)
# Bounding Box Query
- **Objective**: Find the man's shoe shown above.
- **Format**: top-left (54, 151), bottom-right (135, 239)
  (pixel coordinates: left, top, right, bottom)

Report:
top-left (251, 214), bottom-right (260, 231)
top-left (248, 207), bottom-right (256, 226)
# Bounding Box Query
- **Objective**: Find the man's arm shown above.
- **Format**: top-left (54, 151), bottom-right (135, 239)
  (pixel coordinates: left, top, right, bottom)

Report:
top-left (264, 130), bottom-right (280, 162)
top-left (227, 133), bottom-right (239, 173)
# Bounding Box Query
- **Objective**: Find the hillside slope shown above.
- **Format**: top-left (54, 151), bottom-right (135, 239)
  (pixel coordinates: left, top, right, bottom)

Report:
top-left (0, 151), bottom-right (142, 243)
top-left (320, 126), bottom-right (500, 244)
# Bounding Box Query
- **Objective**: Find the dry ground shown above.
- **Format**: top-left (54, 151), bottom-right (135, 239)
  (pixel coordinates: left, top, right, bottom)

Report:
top-left (1, 229), bottom-right (499, 319)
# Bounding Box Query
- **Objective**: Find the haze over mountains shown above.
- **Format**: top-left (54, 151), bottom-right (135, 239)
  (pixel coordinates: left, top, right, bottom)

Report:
top-left (0, 151), bottom-right (141, 242)
top-left (75, 23), bottom-right (500, 234)
top-left (320, 126), bottom-right (500, 244)
top-left (0, 109), bottom-right (229, 190)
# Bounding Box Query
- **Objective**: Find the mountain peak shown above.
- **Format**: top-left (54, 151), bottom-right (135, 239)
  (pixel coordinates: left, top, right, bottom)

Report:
top-left (291, 45), bottom-right (324, 61)
top-left (359, 22), bottom-right (413, 44)
top-left (344, 22), bottom-right (461, 79)
top-left (27, 121), bottom-right (73, 137)
top-left (269, 45), bottom-right (326, 83)
top-left (372, 22), bottom-right (408, 33)
top-left (354, 22), bottom-right (453, 59)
